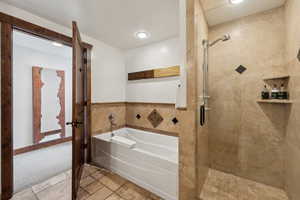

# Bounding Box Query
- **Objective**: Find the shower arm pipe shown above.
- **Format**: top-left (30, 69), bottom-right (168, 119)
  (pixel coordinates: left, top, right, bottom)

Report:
top-left (209, 38), bottom-right (224, 47)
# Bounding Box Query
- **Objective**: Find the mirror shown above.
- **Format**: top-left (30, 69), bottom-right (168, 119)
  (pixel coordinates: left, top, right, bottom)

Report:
top-left (32, 66), bottom-right (65, 143)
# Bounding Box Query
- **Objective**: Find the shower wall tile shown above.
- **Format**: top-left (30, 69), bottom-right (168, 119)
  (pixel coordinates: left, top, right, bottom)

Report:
top-left (208, 7), bottom-right (287, 188)
top-left (285, 0), bottom-right (300, 199)
top-left (91, 102), bottom-right (126, 134)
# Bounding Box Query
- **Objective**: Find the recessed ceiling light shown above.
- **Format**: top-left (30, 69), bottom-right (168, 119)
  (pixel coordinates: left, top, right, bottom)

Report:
top-left (229, 0), bottom-right (244, 4)
top-left (52, 42), bottom-right (63, 47)
top-left (135, 31), bottom-right (150, 39)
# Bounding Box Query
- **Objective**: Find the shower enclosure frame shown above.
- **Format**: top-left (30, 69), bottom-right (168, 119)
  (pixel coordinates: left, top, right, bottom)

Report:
top-left (0, 13), bottom-right (93, 200)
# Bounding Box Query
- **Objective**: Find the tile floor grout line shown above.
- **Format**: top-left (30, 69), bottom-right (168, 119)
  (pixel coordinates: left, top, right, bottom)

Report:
top-left (80, 179), bottom-right (104, 196)
top-left (30, 170), bottom-right (69, 195)
top-left (30, 188), bottom-right (40, 200)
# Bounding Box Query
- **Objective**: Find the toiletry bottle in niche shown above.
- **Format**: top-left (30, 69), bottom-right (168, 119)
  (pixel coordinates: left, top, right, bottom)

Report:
top-left (271, 84), bottom-right (279, 99)
top-left (279, 84), bottom-right (289, 99)
top-left (261, 85), bottom-right (270, 99)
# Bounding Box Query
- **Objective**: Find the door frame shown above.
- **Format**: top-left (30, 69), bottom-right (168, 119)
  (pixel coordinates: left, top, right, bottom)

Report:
top-left (0, 12), bottom-right (92, 200)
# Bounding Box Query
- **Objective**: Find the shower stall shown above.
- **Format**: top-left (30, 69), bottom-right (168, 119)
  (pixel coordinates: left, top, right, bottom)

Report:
top-left (195, 1), bottom-right (299, 199)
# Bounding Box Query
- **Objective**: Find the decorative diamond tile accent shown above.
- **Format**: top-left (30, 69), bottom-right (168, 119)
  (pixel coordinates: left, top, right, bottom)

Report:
top-left (235, 65), bottom-right (247, 74)
top-left (172, 117), bottom-right (179, 125)
top-left (147, 109), bottom-right (163, 128)
top-left (136, 114), bottom-right (141, 119)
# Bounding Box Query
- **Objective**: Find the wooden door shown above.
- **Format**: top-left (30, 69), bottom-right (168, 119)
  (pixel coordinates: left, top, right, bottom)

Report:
top-left (71, 21), bottom-right (86, 200)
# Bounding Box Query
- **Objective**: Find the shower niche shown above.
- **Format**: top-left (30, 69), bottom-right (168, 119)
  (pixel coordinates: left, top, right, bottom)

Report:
top-left (32, 66), bottom-right (66, 144)
top-left (257, 74), bottom-right (292, 104)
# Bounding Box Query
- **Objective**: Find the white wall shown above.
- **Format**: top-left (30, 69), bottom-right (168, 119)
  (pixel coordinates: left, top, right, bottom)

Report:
top-left (13, 41), bottom-right (73, 191)
top-left (13, 42), bottom-right (72, 149)
top-left (91, 44), bottom-right (126, 102)
top-left (0, 1), bottom-right (126, 104)
top-left (125, 37), bottom-right (181, 104)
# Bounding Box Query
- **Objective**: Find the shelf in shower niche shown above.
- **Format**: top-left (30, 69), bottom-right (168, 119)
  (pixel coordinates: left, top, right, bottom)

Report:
top-left (263, 75), bottom-right (290, 81)
top-left (257, 99), bottom-right (293, 104)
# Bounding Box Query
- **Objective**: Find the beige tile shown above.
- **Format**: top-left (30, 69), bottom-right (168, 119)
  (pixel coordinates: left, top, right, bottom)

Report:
top-left (85, 164), bottom-right (100, 174)
top-left (90, 170), bottom-right (106, 180)
top-left (32, 173), bottom-right (66, 194)
top-left (36, 181), bottom-right (70, 200)
top-left (91, 103), bottom-right (126, 134)
top-left (207, 6), bottom-right (287, 188)
top-left (65, 169), bottom-right (72, 179)
top-left (147, 193), bottom-right (163, 200)
top-left (99, 173), bottom-right (127, 191)
top-left (84, 180), bottom-right (104, 195)
top-left (12, 188), bottom-right (38, 200)
top-left (105, 194), bottom-right (125, 200)
top-left (200, 169), bottom-right (289, 200)
top-left (86, 186), bottom-right (113, 200)
top-left (80, 176), bottom-right (96, 188)
top-left (116, 182), bottom-right (150, 200)
top-left (77, 188), bottom-right (89, 200)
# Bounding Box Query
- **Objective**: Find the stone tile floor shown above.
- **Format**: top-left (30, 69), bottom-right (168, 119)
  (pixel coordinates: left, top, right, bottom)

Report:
top-left (12, 165), bottom-right (289, 200)
top-left (200, 169), bottom-right (289, 200)
top-left (11, 164), bottom-right (163, 200)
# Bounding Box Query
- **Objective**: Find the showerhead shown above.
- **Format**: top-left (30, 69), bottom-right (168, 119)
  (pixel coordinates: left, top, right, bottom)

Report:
top-left (209, 34), bottom-right (231, 47)
top-left (222, 34), bottom-right (231, 41)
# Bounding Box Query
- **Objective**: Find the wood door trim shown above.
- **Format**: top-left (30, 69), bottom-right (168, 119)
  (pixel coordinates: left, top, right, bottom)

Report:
top-left (1, 22), bottom-right (13, 200)
top-left (0, 12), bottom-right (93, 49)
top-left (13, 137), bottom-right (72, 156)
top-left (42, 129), bottom-right (62, 136)
top-left (85, 49), bottom-right (92, 163)
top-left (0, 13), bottom-right (93, 200)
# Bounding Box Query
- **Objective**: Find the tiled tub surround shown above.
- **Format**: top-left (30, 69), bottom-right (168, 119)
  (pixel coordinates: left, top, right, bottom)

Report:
top-left (91, 102), bottom-right (126, 134)
top-left (208, 7), bottom-right (287, 188)
top-left (93, 128), bottom-right (178, 200)
top-left (91, 102), bottom-right (179, 136)
top-left (126, 103), bottom-right (179, 134)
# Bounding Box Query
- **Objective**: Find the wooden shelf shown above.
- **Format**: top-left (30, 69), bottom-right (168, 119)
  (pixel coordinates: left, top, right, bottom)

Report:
top-left (263, 75), bottom-right (290, 81)
top-left (257, 99), bottom-right (292, 104)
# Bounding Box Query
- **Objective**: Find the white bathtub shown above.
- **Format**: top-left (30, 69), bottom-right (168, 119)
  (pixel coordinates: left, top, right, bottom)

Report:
top-left (93, 128), bottom-right (178, 200)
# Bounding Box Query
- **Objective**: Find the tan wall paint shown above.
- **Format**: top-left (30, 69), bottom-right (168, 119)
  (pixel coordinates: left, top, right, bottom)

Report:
top-left (208, 7), bottom-right (287, 188)
top-left (284, 0), bottom-right (300, 199)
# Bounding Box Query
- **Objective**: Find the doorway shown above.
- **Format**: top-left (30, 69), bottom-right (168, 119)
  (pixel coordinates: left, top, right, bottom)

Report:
top-left (12, 29), bottom-right (73, 193)
top-left (1, 13), bottom-right (92, 200)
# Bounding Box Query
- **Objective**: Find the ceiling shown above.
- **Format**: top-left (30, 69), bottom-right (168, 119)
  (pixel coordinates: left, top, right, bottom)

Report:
top-left (200, 0), bottom-right (286, 26)
top-left (1, 0), bottom-right (179, 50)
top-left (14, 30), bottom-right (72, 59)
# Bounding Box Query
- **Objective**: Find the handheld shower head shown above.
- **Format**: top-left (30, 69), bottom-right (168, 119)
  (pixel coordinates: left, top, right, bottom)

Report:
top-left (209, 34), bottom-right (231, 47)
top-left (222, 34), bottom-right (231, 41)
